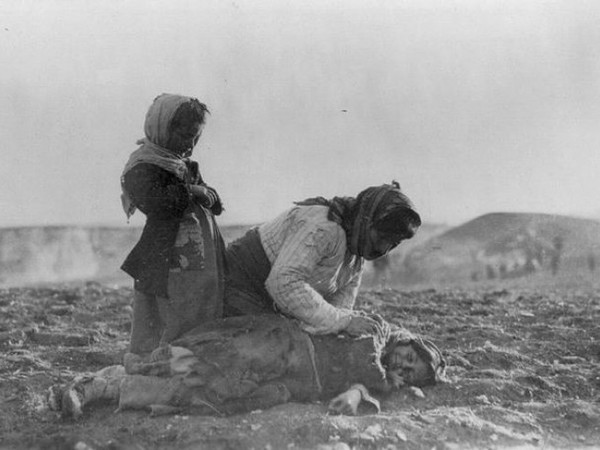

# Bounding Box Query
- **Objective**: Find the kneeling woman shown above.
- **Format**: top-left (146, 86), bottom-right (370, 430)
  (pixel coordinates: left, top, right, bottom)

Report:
top-left (49, 315), bottom-right (446, 418)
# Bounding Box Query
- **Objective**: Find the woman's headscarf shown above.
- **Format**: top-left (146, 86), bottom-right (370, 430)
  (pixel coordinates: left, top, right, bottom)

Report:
top-left (120, 94), bottom-right (203, 219)
top-left (296, 181), bottom-right (421, 257)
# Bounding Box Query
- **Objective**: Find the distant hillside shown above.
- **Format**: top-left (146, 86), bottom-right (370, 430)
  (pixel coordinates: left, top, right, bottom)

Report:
top-left (7, 215), bottom-right (596, 289)
top-left (0, 221), bottom-right (449, 289)
top-left (0, 224), bottom-right (252, 287)
top-left (403, 212), bottom-right (600, 285)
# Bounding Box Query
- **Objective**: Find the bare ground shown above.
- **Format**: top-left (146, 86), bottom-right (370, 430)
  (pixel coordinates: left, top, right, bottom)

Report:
top-left (1, 276), bottom-right (599, 450)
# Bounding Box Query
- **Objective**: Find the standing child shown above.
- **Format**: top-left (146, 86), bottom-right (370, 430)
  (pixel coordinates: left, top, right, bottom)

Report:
top-left (120, 93), bottom-right (226, 359)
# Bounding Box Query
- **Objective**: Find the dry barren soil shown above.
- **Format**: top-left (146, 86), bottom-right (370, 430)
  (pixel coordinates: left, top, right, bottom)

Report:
top-left (1, 276), bottom-right (599, 450)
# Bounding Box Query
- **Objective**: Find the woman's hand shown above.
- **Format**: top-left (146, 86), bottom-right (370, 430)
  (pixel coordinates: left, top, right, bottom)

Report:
top-left (344, 315), bottom-right (382, 337)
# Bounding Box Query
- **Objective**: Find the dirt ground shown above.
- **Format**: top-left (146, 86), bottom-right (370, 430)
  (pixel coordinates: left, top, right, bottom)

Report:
top-left (1, 275), bottom-right (599, 450)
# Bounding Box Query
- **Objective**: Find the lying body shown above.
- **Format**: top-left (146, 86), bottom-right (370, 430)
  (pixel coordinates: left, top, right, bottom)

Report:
top-left (49, 314), bottom-right (445, 418)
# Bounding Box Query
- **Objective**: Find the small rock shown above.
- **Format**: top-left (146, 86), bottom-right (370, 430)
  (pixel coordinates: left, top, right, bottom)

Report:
top-left (395, 429), bottom-right (407, 442)
top-left (409, 386), bottom-right (425, 398)
top-left (317, 443), bottom-right (351, 450)
top-left (74, 442), bottom-right (96, 450)
top-left (353, 423), bottom-right (383, 442)
top-left (49, 305), bottom-right (74, 316)
top-left (363, 424), bottom-right (383, 438)
top-left (475, 394), bottom-right (490, 404)
top-left (560, 355), bottom-right (587, 364)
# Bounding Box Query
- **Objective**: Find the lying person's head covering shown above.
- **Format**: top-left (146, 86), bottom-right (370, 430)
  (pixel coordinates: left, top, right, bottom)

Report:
top-left (296, 181), bottom-right (421, 257)
top-left (382, 328), bottom-right (447, 387)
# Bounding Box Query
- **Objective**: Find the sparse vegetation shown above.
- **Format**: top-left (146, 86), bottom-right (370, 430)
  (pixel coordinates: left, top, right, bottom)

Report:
top-left (1, 217), bottom-right (599, 448)
top-left (1, 277), bottom-right (599, 449)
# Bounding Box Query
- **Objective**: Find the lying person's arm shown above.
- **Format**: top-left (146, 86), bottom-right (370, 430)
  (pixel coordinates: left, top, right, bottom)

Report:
top-left (328, 384), bottom-right (381, 415)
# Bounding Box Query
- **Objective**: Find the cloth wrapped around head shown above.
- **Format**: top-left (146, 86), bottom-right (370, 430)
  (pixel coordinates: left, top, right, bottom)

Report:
top-left (296, 181), bottom-right (421, 257)
top-left (120, 93), bottom-right (210, 219)
top-left (383, 328), bottom-right (447, 387)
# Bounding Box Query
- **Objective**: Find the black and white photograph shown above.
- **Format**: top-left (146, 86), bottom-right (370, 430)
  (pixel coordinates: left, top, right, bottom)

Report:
top-left (1, 1), bottom-right (599, 449)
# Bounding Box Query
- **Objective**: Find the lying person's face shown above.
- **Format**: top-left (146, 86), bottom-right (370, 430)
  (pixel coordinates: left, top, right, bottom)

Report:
top-left (384, 343), bottom-right (431, 386)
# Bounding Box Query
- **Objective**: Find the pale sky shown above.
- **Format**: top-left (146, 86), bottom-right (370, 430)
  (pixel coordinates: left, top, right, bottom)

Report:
top-left (1, 0), bottom-right (599, 228)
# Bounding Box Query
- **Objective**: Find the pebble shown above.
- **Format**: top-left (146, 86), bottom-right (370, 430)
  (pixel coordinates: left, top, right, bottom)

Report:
top-left (317, 443), bottom-right (351, 450)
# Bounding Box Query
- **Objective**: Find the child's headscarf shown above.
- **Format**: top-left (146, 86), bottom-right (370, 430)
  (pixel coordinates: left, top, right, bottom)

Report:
top-left (120, 94), bottom-right (201, 219)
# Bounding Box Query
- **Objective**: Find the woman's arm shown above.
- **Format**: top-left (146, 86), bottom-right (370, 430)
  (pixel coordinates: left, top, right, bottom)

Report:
top-left (264, 214), bottom-right (380, 336)
top-left (264, 223), bottom-right (354, 334)
top-left (326, 269), bottom-right (362, 309)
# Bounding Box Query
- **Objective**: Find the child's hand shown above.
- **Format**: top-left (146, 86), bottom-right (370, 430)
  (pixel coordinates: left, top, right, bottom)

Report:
top-left (344, 315), bottom-right (381, 337)
top-left (190, 185), bottom-right (218, 208)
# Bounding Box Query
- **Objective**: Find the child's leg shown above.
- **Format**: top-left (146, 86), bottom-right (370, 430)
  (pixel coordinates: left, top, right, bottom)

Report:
top-left (156, 295), bottom-right (183, 347)
top-left (129, 290), bottom-right (163, 355)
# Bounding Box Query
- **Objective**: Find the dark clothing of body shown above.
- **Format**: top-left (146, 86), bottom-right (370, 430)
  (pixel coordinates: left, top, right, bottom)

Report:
top-left (121, 162), bottom-right (226, 352)
top-left (223, 228), bottom-right (277, 316)
top-left (120, 314), bottom-right (390, 414)
top-left (311, 332), bottom-right (388, 399)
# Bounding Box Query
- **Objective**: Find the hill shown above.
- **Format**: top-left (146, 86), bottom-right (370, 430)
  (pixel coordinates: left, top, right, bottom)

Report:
top-left (3, 214), bottom-right (597, 289)
top-left (403, 212), bottom-right (600, 285)
top-left (0, 222), bottom-right (447, 289)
